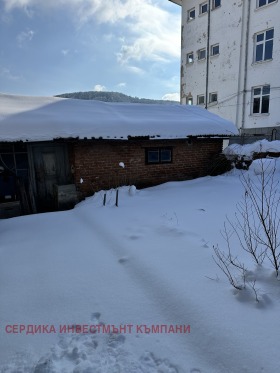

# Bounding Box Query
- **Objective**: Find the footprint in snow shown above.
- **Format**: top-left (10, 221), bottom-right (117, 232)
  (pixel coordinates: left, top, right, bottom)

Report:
top-left (107, 333), bottom-right (126, 348)
top-left (91, 312), bottom-right (101, 323)
top-left (201, 238), bottom-right (209, 248)
top-left (119, 257), bottom-right (129, 264)
top-left (30, 313), bottom-right (180, 373)
top-left (129, 234), bottom-right (141, 240)
top-left (140, 352), bottom-right (179, 372)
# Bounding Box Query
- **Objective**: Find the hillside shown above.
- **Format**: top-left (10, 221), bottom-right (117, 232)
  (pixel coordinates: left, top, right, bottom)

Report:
top-left (55, 91), bottom-right (177, 104)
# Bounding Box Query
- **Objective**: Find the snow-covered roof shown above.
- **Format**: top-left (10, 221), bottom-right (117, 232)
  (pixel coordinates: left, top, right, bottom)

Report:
top-left (168, 0), bottom-right (182, 6)
top-left (0, 93), bottom-right (238, 142)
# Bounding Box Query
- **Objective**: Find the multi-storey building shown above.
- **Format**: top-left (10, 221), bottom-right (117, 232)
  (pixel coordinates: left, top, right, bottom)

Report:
top-left (169, 0), bottom-right (280, 136)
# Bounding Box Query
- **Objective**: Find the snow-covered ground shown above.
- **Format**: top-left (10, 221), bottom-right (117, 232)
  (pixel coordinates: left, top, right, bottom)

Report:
top-left (224, 139), bottom-right (280, 160)
top-left (1, 161), bottom-right (280, 373)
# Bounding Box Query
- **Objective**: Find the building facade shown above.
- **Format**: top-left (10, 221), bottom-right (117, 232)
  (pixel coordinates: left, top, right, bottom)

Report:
top-left (170, 0), bottom-right (280, 136)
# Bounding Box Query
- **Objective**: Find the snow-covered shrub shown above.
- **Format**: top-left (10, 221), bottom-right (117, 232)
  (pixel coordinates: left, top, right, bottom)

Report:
top-left (213, 158), bottom-right (280, 301)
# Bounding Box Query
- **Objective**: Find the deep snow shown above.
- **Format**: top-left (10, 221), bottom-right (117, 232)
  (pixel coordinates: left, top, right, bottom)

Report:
top-left (0, 93), bottom-right (237, 142)
top-left (0, 161), bottom-right (280, 372)
top-left (224, 139), bottom-right (280, 159)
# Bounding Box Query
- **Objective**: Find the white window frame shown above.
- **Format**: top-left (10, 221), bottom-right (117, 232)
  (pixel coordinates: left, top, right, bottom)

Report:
top-left (257, 0), bottom-right (276, 8)
top-left (197, 94), bottom-right (205, 105)
top-left (212, 0), bottom-right (221, 9)
top-left (187, 8), bottom-right (195, 21)
top-left (187, 96), bottom-right (193, 105)
top-left (187, 52), bottom-right (194, 64)
top-left (198, 48), bottom-right (206, 61)
top-left (211, 43), bottom-right (220, 56)
top-left (251, 85), bottom-right (270, 114)
top-left (254, 28), bottom-right (274, 63)
top-left (209, 92), bottom-right (218, 104)
top-left (199, 2), bottom-right (208, 14)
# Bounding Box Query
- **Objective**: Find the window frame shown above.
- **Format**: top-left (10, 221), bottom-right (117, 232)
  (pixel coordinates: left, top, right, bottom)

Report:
top-left (199, 2), bottom-right (208, 14)
top-left (211, 43), bottom-right (220, 56)
top-left (198, 48), bottom-right (206, 61)
top-left (0, 143), bottom-right (29, 178)
top-left (212, 0), bottom-right (221, 9)
top-left (254, 28), bottom-right (274, 63)
top-left (0, 143), bottom-right (29, 202)
top-left (186, 52), bottom-right (194, 64)
top-left (145, 147), bottom-right (173, 165)
top-left (251, 85), bottom-right (270, 115)
top-left (209, 92), bottom-right (218, 104)
top-left (257, 0), bottom-right (276, 8)
top-left (187, 8), bottom-right (196, 21)
top-left (197, 94), bottom-right (205, 105)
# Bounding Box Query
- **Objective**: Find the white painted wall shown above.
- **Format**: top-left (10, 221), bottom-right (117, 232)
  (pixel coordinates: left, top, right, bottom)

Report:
top-left (178, 0), bottom-right (280, 133)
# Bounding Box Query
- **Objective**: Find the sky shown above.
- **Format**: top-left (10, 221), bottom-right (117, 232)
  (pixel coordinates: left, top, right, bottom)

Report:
top-left (0, 0), bottom-right (181, 101)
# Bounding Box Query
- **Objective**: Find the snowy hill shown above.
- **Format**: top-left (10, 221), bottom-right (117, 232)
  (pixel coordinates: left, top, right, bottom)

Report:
top-left (55, 90), bottom-right (177, 104)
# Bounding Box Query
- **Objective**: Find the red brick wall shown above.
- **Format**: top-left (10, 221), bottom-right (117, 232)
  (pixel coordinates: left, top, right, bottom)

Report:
top-left (71, 138), bottom-right (223, 199)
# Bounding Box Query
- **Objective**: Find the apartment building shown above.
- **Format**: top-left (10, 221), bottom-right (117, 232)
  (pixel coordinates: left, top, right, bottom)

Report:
top-left (169, 0), bottom-right (280, 136)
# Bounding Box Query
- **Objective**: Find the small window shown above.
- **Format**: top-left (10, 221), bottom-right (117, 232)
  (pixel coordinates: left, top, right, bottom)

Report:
top-left (187, 52), bottom-right (194, 64)
top-left (198, 48), bottom-right (206, 60)
top-left (197, 94), bottom-right (205, 105)
top-left (212, 0), bottom-right (221, 9)
top-left (187, 8), bottom-right (195, 21)
top-left (146, 148), bottom-right (172, 164)
top-left (254, 28), bottom-right (274, 62)
top-left (188, 96), bottom-right (193, 105)
top-left (209, 92), bottom-right (218, 103)
top-left (252, 85), bottom-right (270, 114)
top-left (161, 149), bottom-right (172, 162)
top-left (211, 44), bottom-right (220, 56)
top-left (257, 0), bottom-right (276, 8)
top-left (199, 2), bottom-right (208, 14)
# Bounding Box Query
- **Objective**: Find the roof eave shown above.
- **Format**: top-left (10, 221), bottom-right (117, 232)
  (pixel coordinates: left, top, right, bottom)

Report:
top-left (168, 0), bottom-right (182, 6)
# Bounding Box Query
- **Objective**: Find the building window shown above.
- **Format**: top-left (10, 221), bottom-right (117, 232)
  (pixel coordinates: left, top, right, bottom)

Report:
top-left (146, 148), bottom-right (172, 164)
top-left (212, 0), bottom-right (221, 9)
top-left (252, 85), bottom-right (270, 114)
top-left (211, 44), bottom-right (220, 56)
top-left (197, 94), bottom-right (205, 105)
top-left (209, 92), bottom-right (218, 103)
top-left (198, 48), bottom-right (206, 60)
top-left (187, 52), bottom-right (194, 64)
top-left (187, 96), bottom-right (193, 105)
top-left (187, 8), bottom-right (195, 21)
top-left (199, 2), bottom-right (208, 14)
top-left (257, 0), bottom-right (276, 8)
top-left (0, 143), bottom-right (29, 203)
top-left (254, 28), bottom-right (274, 62)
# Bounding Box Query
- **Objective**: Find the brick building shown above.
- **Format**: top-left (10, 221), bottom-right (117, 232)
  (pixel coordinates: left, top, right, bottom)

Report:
top-left (0, 93), bottom-right (237, 215)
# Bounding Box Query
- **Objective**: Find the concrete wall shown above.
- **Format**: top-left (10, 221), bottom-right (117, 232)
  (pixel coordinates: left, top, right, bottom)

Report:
top-left (179, 0), bottom-right (280, 133)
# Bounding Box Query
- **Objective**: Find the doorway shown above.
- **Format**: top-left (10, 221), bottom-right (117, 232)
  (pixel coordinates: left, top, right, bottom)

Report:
top-left (31, 143), bottom-right (71, 212)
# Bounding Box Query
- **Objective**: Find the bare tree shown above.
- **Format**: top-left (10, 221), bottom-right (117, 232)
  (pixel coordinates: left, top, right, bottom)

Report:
top-left (239, 159), bottom-right (280, 276)
top-left (213, 157), bottom-right (280, 296)
top-left (212, 245), bottom-right (245, 290)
